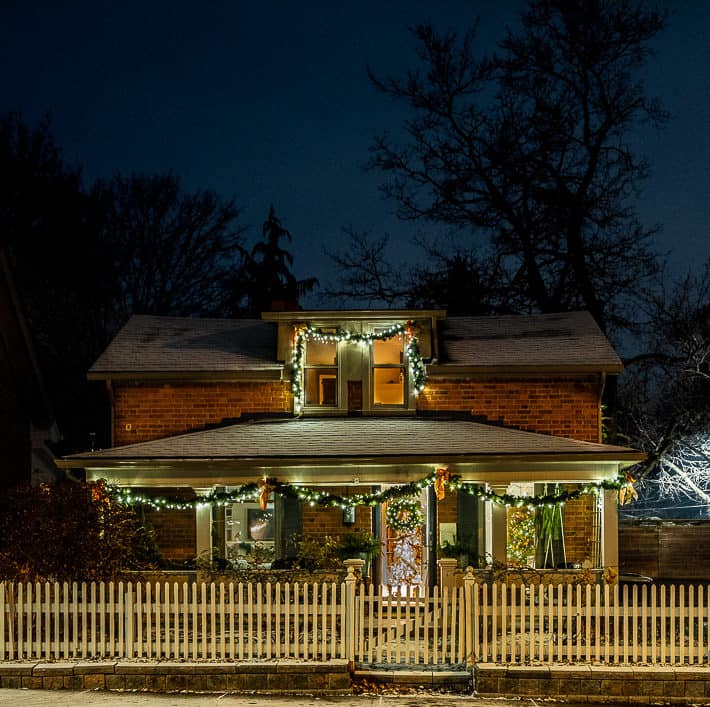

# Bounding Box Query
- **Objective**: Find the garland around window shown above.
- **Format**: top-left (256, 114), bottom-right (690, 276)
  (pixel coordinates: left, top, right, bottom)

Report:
top-left (290, 322), bottom-right (426, 413)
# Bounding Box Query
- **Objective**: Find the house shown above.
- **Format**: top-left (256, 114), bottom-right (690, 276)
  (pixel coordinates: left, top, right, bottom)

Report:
top-left (0, 248), bottom-right (59, 488)
top-left (58, 309), bottom-right (643, 585)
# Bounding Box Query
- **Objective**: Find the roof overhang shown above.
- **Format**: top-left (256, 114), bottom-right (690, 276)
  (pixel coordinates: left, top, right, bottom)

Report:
top-left (261, 309), bottom-right (447, 322)
top-left (87, 369), bottom-right (284, 382)
top-left (65, 457), bottom-right (636, 488)
top-left (427, 365), bottom-right (623, 377)
top-left (58, 416), bottom-right (644, 488)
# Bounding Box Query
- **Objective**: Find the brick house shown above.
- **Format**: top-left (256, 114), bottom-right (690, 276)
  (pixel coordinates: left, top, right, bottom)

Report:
top-left (59, 309), bottom-right (642, 584)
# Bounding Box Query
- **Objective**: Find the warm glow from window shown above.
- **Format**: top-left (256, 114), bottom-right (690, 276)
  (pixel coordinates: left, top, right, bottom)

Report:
top-left (373, 332), bottom-right (405, 405)
top-left (373, 368), bottom-right (404, 404)
top-left (373, 335), bottom-right (404, 364)
top-left (305, 341), bottom-right (338, 406)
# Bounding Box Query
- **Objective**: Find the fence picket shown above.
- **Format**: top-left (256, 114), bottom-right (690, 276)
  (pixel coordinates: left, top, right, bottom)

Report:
top-left (3, 577), bottom-right (708, 668)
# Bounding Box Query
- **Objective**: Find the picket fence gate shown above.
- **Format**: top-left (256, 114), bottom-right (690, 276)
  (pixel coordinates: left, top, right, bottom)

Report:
top-left (1, 572), bottom-right (709, 666)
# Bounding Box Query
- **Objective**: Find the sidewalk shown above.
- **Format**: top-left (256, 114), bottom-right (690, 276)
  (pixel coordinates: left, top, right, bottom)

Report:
top-left (0, 691), bottom-right (511, 706)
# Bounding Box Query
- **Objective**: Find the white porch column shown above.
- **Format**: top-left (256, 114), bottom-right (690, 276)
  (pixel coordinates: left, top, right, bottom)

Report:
top-left (195, 500), bottom-right (212, 561)
top-left (486, 484), bottom-right (508, 566)
top-left (601, 488), bottom-right (619, 568)
top-left (490, 501), bottom-right (508, 566)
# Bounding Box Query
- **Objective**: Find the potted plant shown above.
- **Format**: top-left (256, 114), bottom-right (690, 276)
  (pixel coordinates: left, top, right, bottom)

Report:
top-left (337, 530), bottom-right (382, 577)
top-left (439, 534), bottom-right (476, 569)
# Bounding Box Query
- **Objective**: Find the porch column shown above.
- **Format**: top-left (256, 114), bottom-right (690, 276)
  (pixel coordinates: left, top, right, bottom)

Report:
top-left (486, 484), bottom-right (508, 566)
top-left (195, 496), bottom-right (212, 562)
top-left (600, 488), bottom-right (619, 568)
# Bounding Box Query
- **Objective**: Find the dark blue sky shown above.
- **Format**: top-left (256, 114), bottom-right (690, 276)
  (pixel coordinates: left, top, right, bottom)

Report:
top-left (2, 1), bottom-right (708, 295)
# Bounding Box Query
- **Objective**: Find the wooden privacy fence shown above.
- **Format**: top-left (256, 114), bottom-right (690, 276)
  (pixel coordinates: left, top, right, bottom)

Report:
top-left (1, 572), bottom-right (709, 666)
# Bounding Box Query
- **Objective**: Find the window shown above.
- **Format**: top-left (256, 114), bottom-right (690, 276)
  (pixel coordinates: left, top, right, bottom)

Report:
top-left (304, 340), bottom-right (338, 406)
top-left (372, 332), bottom-right (405, 406)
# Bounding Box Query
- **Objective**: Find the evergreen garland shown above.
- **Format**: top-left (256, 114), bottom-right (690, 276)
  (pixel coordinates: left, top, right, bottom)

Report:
top-left (291, 322), bottom-right (426, 412)
top-left (386, 496), bottom-right (425, 532)
top-left (108, 470), bottom-right (629, 512)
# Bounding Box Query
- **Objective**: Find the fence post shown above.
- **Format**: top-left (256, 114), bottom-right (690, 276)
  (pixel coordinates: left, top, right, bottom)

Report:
top-left (344, 566), bottom-right (357, 667)
top-left (464, 566), bottom-right (476, 667)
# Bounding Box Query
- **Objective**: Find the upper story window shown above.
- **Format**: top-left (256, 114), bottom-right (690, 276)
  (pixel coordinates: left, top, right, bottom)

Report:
top-left (296, 323), bottom-right (418, 414)
top-left (372, 332), bottom-right (405, 406)
top-left (304, 340), bottom-right (338, 406)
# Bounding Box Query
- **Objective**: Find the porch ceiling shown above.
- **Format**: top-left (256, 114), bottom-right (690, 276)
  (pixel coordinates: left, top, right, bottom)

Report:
top-left (59, 417), bottom-right (643, 487)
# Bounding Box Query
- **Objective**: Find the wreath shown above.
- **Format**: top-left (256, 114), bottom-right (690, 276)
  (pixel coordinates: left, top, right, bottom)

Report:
top-left (386, 496), bottom-right (425, 533)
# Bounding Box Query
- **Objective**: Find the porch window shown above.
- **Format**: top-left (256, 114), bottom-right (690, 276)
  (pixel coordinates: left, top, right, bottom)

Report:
top-left (372, 333), bottom-right (405, 406)
top-left (304, 340), bottom-right (338, 406)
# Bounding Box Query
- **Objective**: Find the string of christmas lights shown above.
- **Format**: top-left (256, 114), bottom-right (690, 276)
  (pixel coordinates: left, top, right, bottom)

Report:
top-left (386, 496), bottom-right (425, 532)
top-left (290, 322), bottom-right (426, 412)
top-left (108, 470), bottom-right (629, 512)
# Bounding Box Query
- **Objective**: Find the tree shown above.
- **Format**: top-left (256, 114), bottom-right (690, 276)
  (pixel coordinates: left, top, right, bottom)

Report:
top-left (361, 0), bottom-right (666, 332)
top-left (0, 479), bottom-right (158, 582)
top-left (0, 113), bottom-right (117, 453)
top-left (616, 261), bottom-right (710, 514)
top-left (235, 205), bottom-right (317, 314)
top-left (96, 172), bottom-right (247, 320)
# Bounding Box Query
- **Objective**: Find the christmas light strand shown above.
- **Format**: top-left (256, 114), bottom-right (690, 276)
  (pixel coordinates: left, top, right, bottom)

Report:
top-left (386, 496), bottom-right (425, 532)
top-left (290, 322), bottom-right (426, 412)
top-left (108, 471), bottom-right (630, 512)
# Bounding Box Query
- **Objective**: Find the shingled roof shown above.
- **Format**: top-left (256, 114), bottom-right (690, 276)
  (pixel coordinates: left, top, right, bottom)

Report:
top-left (435, 311), bottom-right (622, 372)
top-left (89, 310), bottom-right (622, 378)
top-left (89, 315), bottom-right (281, 378)
top-left (63, 416), bottom-right (641, 466)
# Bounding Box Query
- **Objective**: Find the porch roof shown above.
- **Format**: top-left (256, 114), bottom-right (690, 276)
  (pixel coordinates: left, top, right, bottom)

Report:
top-left (61, 416), bottom-right (643, 471)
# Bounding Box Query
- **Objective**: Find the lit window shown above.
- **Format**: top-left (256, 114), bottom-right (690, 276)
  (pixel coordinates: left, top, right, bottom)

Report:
top-left (372, 333), bottom-right (405, 405)
top-left (304, 340), bottom-right (338, 406)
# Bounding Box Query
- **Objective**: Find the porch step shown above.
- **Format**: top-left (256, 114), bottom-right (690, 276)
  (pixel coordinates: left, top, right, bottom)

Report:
top-left (353, 668), bottom-right (472, 692)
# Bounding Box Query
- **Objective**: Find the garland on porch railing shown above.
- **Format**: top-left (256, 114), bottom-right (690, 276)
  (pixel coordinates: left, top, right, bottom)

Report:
top-left (108, 469), bottom-right (631, 512)
top-left (290, 322), bottom-right (426, 413)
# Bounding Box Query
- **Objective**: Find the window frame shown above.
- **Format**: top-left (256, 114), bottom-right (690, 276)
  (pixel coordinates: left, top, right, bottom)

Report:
top-left (302, 338), bottom-right (339, 409)
top-left (370, 329), bottom-right (408, 408)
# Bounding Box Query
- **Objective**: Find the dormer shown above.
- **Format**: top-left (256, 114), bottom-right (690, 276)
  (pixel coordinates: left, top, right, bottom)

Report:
top-left (262, 310), bottom-right (446, 415)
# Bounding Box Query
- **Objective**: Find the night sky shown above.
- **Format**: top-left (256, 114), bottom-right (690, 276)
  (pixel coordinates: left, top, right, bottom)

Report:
top-left (2, 1), bottom-right (709, 298)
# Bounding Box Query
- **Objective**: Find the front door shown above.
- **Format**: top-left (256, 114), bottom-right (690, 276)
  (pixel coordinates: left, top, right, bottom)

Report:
top-left (381, 490), bottom-right (428, 592)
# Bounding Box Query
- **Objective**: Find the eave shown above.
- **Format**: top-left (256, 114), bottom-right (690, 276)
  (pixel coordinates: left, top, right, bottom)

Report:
top-left (87, 369), bottom-right (284, 382)
top-left (427, 364), bottom-right (624, 377)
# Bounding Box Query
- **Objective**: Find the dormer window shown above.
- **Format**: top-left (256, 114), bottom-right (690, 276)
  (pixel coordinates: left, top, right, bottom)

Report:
top-left (372, 332), bottom-right (406, 406)
top-left (304, 340), bottom-right (338, 406)
top-left (272, 311), bottom-right (441, 415)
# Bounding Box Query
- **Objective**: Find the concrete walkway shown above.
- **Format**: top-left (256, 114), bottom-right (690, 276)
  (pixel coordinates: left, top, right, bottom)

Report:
top-left (0, 692), bottom-right (513, 706)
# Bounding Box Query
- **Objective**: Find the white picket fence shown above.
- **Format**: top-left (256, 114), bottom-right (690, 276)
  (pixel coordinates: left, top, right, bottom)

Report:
top-left (1, 576), bottom-right (709, 666)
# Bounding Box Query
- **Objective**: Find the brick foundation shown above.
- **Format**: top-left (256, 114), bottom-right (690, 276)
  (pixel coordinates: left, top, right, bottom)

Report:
top-left (475, 664), bottom-right (710, 703)
top-left (0, 661), bottom-right (351, 695)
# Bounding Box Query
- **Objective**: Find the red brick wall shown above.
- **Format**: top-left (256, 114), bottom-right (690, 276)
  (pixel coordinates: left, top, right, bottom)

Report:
top-left (563, 493), bottom-right (598, 564)
top-left (301, 488), bottom-right (373, 540)
top-left (417, 377), bottom-right (601, 442)
top-left (138, 488), bottom-right (197, 563)
top-left (113, 381), bottom-right (293, 445)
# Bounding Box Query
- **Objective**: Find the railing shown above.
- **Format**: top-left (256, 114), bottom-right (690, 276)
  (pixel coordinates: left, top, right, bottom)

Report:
top-left (1, 572), bottom-right (709, 666)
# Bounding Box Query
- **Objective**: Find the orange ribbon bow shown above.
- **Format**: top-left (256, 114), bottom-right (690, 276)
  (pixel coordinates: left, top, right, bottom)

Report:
top-left (258, 478), bottom-right (275, 511)
top-left (434, 467), bottom-right (451, 501)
